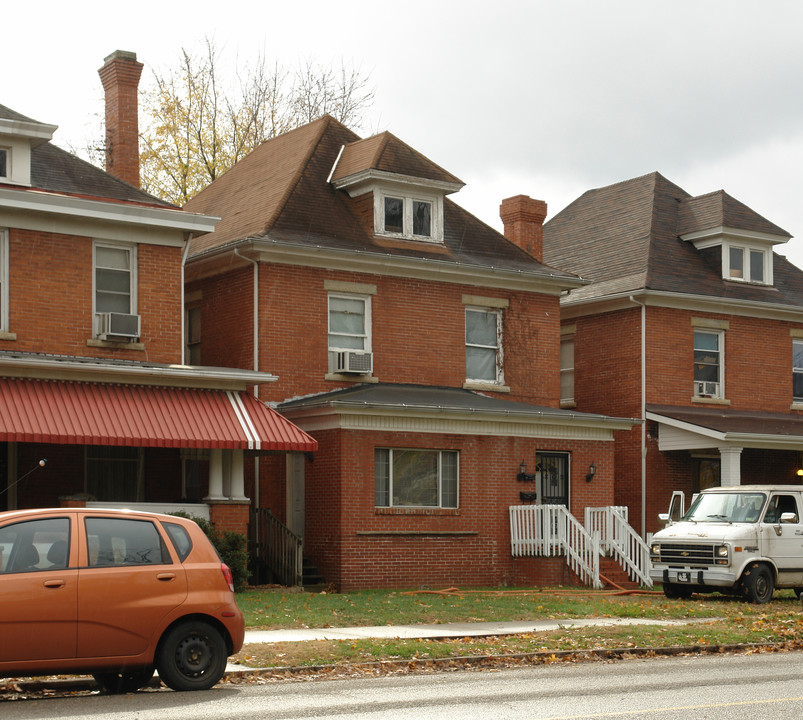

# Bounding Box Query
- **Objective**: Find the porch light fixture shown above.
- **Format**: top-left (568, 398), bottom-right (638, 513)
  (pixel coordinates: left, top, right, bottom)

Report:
top-left (797, 468), bottom-right (803, 478)
top-left (517, 460), bottom-right (535, 482)
top-left (585, 462), bottom-right (597, 483)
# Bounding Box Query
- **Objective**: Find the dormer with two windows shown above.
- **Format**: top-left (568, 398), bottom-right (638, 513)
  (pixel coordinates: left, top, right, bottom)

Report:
top-left (677, 190), bottom-right (791, 287)
top-left (328, 132), bottom-right (464, 244)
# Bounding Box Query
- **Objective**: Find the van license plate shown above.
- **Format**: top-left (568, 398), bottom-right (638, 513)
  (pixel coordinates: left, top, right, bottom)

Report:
top-left (678, 571), bottom-right (691, 583)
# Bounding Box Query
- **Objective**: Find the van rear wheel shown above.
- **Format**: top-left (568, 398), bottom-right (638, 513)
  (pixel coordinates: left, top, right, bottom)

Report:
top-left (739, 562), bottom-right (774, 604)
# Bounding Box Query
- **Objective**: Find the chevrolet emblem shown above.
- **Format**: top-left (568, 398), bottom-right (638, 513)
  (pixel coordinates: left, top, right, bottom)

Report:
top-left (681, 551), bottom-right (689, 557)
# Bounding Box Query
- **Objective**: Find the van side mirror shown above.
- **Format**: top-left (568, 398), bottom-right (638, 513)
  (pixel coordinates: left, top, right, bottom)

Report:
top-left (658, 513), bottom-right (670, 523)
top-left (780, 512), bottom-right (798, 524)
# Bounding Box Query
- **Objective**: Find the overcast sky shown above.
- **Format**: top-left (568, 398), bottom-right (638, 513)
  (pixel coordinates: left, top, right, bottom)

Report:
top-left (7, 1), bottom-right (803, 266)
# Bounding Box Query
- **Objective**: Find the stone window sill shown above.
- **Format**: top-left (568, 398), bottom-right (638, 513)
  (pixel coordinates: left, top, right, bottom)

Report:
top-left (691, 396), bottom-right (731, 406)
top-left (325, 373), bottom-right (379, 383)
top-left (87, 339), bottom-right (145, 351)
top-left (463, 381), bottom-right (510, 393)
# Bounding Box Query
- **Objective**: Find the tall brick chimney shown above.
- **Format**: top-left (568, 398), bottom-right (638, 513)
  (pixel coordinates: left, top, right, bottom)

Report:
top-left (500, 194), bottom-right (548, 262)
top-left (98, 50), bottom-right (143, 187)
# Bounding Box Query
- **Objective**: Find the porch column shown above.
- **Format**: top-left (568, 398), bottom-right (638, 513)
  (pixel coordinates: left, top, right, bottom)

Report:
top-left (718, 446), bottom-right (743, 486)
top-left (206, 448), bottom-right (225, 500)
top-left (230, 449), bottom-right (247, 501)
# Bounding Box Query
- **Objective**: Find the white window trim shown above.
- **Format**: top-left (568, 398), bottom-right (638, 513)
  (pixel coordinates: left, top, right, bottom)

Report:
top-left (375, 448), bottom-right (459, 509)
top-left (465, 306), bottom-right (504, 386)
top-left (722, 240), bottom-right (773, 285)
top-left (92, 240), bottom-right (138, 337)
top-left (374, 189), bottom-right (444, 243)
top-left (693, 328), bottom-right (725, 400)
top-left (327, 292), bottom-right (372, 353)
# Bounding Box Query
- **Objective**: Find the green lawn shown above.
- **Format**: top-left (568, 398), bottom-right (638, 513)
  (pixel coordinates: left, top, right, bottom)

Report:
top-left (231, 586), bottom-right (803, 669)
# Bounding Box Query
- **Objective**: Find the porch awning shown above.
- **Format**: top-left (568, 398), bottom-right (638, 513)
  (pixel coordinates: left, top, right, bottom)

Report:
top-left (0, 378), bottom-right (317, 451)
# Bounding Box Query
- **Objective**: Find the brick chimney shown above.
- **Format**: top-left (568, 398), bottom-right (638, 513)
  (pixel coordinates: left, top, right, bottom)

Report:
top-left (98, 50), bottom-right (143, 187)
top-left (500, 194), bottom-right (548, 262)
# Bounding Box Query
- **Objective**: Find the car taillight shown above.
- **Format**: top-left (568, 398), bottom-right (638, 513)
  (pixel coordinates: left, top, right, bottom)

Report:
top-left (221, 563), bottom-right (235, 593)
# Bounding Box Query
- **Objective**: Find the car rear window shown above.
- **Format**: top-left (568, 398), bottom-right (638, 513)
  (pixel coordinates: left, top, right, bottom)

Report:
top-left (163, 521), bottom-right (193, 562)
top-left (85, 517), bottom-right (171, 567)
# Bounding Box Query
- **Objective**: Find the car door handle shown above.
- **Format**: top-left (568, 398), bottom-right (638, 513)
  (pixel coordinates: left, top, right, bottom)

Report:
top-left (157, 573), bottom-right (176, 582)
top-left (43, 579), bottom-right (65, 588)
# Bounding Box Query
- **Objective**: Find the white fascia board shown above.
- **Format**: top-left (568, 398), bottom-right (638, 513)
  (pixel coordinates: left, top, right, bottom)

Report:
top-left (562, 289), bottom-right (803, 323)
top-left (0, 354), bottom-right (277, 390)
top-left (646, 411), bottom-right (727, 443)
top-left (332, 169), bottom-right (464, 197)
top-left (238, 240), bottom-right (585, 295)
top-left (0, 119), bottom-right (58, 145)
top-left (283, 402), bottom-right (637, 436)
top-left (0, 187), bottom-right (219, 234)
top-left (680, 225), bottom-right (790, 247)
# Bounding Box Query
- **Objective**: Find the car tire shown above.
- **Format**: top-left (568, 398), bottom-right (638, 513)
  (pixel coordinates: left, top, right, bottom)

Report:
top-left (156, 621), bottom-right (227, 691)
top-left (739, 562), bottom-right (774, 604)
top-left (93, 667), bottom-right (154, 694)
top-left (662, 583), bottom-right (693, 600)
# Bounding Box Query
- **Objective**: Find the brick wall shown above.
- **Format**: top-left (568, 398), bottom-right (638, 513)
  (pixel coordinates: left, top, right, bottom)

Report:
top-left (194, 262), bottom-right (561, 407)
top-left (300, 427), bottom-right (617, 590)
top-left (4, 229), bottom-right (183, 363)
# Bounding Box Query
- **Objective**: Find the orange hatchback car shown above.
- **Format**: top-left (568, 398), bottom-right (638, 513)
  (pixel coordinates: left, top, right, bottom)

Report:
top-left (0, 507), bottom-right (244, 692)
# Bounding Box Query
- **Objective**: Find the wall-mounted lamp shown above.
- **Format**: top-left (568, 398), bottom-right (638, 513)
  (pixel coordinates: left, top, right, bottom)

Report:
top-left (585, 462), bottom-right (597, 483)
top-left (797, 468), bottom-right (803, 478)
top-left (517, 460), bottom-right (535, 482)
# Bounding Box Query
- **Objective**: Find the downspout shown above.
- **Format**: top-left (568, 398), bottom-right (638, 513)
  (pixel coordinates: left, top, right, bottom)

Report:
top-left (234, 248), bottom-right (260, 512)
top-left (629, 295), bottom-right (647, 538)
top-left (181, 234), bottom-right (194, 363)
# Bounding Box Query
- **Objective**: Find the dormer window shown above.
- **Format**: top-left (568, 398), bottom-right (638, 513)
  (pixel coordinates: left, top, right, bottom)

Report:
top-left (381, 194), bottom-right (435, 240)
top-left (727, 244), bottom-right (768, 284)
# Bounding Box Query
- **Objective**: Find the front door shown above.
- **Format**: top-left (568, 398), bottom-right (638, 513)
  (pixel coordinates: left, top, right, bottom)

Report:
top-left (537, 452), bottom-right (569, 506)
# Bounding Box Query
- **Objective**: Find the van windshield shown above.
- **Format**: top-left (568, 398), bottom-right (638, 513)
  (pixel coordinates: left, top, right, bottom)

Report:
top-left (684, 492), bottom-right (766, 523)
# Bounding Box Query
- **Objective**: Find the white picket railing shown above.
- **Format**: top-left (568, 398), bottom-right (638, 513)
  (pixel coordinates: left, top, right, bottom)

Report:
top-left (509, 504), bottom-right (602, 588)
top-left (585, 506), bottom-right (653, 587)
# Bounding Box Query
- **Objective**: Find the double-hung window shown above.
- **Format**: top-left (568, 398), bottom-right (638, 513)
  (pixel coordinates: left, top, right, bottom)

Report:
top-left (0, 149), bottom-right (8, 179)
top-left (377, 192), bottom-right (440, 242)
top-left (328, 293), bottom-right (370, 352)
top-left (793, 340), bottom-right (803, 403)
top-left (560, 336), bottom-right (575, 404)
top-left (375, 448), bottom-right (458, 508)
top-left (465, 307), bottom-right (503, 384)
top-left (726, 244), bottom-right (770, 285)
top-left (94, 242), bottom-right (136, 316)
top-left (693, 329), bottom-right (724, 398)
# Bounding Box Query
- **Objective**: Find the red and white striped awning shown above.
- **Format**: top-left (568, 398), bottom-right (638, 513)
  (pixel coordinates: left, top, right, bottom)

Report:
top-left (0, 378), bottom-right (316, 451)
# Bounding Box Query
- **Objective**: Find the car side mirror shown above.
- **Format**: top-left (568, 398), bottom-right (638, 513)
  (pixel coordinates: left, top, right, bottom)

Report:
top-left (780, 512), bottom-right (798, 524)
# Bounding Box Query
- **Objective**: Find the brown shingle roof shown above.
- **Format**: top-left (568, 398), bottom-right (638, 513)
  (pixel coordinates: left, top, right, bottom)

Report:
top-left (185, 115), bottom-right (574, 280)
top-left (332, 132), bottom-right (463, 186)
top-left (543, 171), bottom-right (803, 307)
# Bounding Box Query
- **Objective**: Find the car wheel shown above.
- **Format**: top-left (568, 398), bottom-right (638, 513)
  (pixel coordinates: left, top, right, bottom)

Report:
top-left (793, 587), bottom-right (803, 599)
top-left (739, 562), bottom-right (774, 604)
top-left (156, 621), bottom-right (227, 691)
top-left (663, 583), bottom-right (693, 599)
top-left (93, 667), bottom-right (154, 694)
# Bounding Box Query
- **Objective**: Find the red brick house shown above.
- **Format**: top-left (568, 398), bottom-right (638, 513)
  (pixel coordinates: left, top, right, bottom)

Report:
top-left (183, 117), bottom-right (637, 590)
top-left (0, 51), bottom-right (315, 532)
top-left (543, 171), bottom-right (803, 536)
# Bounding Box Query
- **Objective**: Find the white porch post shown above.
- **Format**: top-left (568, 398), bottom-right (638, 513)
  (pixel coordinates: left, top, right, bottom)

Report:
top-left (206, 448), bottom-right (225, 500)
top-left (230, 449), bottom-right (247, 501)
top-left (719, 446), bottom-right (743, 486)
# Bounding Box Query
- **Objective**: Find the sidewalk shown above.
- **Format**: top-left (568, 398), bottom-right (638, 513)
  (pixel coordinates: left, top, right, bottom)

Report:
top-left (242, 616), bottom-right (707, 644)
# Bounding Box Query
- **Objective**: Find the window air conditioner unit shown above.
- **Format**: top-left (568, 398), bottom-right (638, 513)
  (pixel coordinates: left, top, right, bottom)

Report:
top-left (695, 381), bottom-right (719, 397)
top-left (98, 312), bottom-right (141, 341)
top-left (335, 350), bottom-right (373, 374)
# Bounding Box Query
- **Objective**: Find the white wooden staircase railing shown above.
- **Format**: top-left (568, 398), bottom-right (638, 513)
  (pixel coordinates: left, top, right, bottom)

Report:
top-left (584, 506), bottom-right (653, 587)
top-left (510, 504), bottom-right (652, 589)
top-left (509, 504), bottom-right (603, 588)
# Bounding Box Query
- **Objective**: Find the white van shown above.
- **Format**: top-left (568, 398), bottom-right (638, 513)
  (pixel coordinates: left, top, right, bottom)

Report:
top-left (649, 485), bottom-right (803, 603)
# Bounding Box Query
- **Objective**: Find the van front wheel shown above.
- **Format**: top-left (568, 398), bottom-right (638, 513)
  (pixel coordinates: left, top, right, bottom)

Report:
top-left (739, 562), bottom-right (774, 604)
